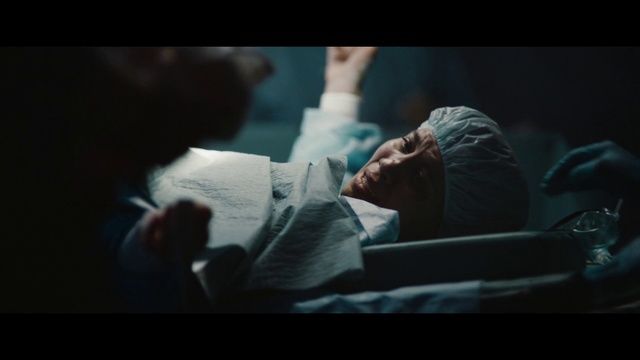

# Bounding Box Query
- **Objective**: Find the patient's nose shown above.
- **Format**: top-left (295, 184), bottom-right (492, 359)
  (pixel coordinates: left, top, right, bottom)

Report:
top-left (380, 155), bottom-right (420, 185)
top-left (379, 157), bottom-right (404, 185)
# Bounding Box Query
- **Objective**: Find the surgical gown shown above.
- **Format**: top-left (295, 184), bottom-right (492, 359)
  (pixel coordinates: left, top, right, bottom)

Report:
top-left (289, 102), bottom-right (399, 246)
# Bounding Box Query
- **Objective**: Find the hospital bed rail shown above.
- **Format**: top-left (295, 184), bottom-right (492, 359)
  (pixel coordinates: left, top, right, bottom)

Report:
top-left (344, 230), bottom-right (585, 293)
top-left (216, 230), bottom-right (587, 312)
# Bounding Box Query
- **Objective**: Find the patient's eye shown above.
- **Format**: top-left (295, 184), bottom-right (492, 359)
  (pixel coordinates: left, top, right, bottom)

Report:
top-left (401, 136), bottom-right (413, 153)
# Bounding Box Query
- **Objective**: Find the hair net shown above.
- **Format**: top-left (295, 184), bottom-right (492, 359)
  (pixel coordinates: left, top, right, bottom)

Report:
top-left (420, 107), bottom-right (529, 237)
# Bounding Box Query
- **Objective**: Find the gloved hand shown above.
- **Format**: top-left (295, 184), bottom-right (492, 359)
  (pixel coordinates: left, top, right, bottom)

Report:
top-left (541, 140), bottom-right (640, 198)
top-left (582, 237), bottom-right (640, 310)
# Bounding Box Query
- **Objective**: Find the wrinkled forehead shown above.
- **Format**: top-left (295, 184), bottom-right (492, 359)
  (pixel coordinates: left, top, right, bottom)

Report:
top-left (411, 128), bottom-right (441, 155)
top-left (409, 127), bottom-right (444, 178)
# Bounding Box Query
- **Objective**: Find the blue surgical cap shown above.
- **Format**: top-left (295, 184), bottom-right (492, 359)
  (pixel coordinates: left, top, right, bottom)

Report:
top-left (420, 107), bottom-right (529, 237)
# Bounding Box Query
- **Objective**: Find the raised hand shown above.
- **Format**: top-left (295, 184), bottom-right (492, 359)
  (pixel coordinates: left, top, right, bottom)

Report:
top-left (324, 47), bottom-right (378, 95)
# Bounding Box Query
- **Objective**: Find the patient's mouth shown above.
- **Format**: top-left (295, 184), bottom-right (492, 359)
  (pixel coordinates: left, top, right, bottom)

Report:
top-left (364, 171), bottom-right (377, 188)
top-left (358, 171), bottom-right (376, 200)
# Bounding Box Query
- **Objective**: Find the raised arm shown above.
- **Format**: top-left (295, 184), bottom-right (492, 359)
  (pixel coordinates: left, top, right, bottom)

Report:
top-left (289, 47), bottom-right (382, 176)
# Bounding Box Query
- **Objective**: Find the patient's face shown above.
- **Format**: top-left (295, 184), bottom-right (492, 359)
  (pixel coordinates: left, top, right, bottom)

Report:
top-left (342, 128), bottom-right (445, 240)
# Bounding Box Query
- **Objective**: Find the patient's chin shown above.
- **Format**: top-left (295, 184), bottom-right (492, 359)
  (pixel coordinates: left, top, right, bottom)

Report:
top-left (341, 178), bottom-right (370, 203)
top-left (341, 173), bottom-right (378, 205)
top-left (340, 183), bottom-right (355, 198)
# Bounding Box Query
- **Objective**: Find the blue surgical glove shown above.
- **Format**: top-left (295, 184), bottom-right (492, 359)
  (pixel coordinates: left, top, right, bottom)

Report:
top-left (582, 238), bottom-right (640, 309)
top-left (540, 141), bottom-right (640, 198)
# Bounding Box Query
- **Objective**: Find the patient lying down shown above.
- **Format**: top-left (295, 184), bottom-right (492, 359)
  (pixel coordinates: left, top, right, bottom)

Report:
top-left (340, 106), bottom-right (529, 241)
top-left (107, 105), bottom-right (530, 312)
top-left (121, 47), bottom-right (530, 265)
top-left (103, 47), bottom-right (530, 311)
top-left (126, 106), bottom-right (529, 267)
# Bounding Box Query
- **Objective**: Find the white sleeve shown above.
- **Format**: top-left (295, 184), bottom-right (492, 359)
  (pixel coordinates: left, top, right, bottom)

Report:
top-left (319, 92), bottom-right (361, 119)
top-left (288, 92), bottom-right (383, 179)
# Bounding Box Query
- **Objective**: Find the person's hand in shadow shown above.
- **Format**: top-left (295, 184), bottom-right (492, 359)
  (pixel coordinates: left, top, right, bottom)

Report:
top-left (119, 199), bottom-right (213, 312)
top-left (541, 140), bottom-right (640, 199)
top-left (138, 200), bottom-right (212, 264)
